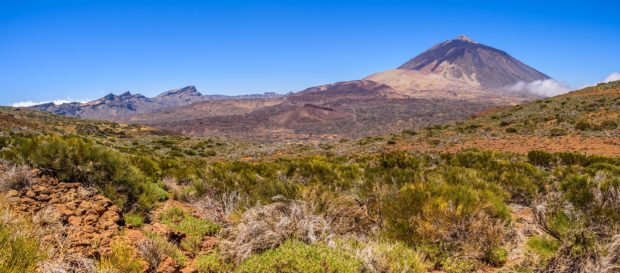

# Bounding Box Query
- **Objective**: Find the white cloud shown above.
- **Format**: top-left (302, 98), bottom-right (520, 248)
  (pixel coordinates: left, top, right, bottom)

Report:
top-left (11, 98), bottom-right (90, 107)
top-left (506, 79), bottom-right (571, 97)
top-left (604, 72), bottom-right (620, 83)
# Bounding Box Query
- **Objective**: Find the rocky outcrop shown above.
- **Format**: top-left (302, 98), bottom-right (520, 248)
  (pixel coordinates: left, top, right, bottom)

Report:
top-left (4, 174), bottom-right (122, 257)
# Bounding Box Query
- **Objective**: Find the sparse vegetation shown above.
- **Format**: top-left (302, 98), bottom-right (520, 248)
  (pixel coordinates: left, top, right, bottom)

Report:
top-left (124, 213), bottom-right (145, 228)
top-left (2, 80), bottom-right (620, 272)
top-left (235, 240), bottom-right (362, 273)
top-left (97, 241), bottom-right (145, 273)
top-left (0, 219), bottom-right (43, 273)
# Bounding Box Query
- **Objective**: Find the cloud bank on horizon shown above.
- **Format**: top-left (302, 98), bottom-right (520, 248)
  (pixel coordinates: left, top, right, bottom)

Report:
top-left (605, 72), bottom-right (620, 83)
top-left (11, 98), bottom-right (90, 107)
top-left (508, 72), bottom-right (620, 97)
top-left (507, 79), bottom-right (570, 97)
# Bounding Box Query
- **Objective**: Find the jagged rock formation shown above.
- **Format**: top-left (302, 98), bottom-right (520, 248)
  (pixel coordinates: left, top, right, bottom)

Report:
top-left (29, 85), bottom-right (282, 119)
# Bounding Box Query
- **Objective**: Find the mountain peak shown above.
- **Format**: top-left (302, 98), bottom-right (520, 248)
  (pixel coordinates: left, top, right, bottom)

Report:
top-left (455, 35), bottom-right (475, 43)
top-left (156, 85), bottom-right (201, 98)
top-left (397, 37), bottom-right (549, 89)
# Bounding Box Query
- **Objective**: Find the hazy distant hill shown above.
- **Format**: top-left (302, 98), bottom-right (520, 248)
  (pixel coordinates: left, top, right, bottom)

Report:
top-left (29, 85), bottom-right (282, 119)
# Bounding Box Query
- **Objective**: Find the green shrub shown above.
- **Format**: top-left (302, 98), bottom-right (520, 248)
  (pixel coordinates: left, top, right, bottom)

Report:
top-left (451, 151), bottom-right (544, 204)
top-left (528, 150), bottom-right (556, 167)
top-left (124, 213), bottom-right (145, 228)
top-left (499, 120), bottom-right (511, 127)
top-left (549, 128), bottom-right (566, 137)
top-left (560, 172), bottom-right (620, 225)
top-left (143, 233), bottom-right (187, 267)
top-left (235, 240), bottom-right (362, 273)
top-left (159, 207), bottom-right (220, 254)
top-left (365, 241), bottom-right (428, 273)
top-left (505, 127), bottom-right (518, 133)
top-left (599, 120), bottom-right (617, 129)
top-left (442, 257), bottom-right (476, 273)
top-left (526, 235), bottom-right (559, 259)
top-left (196, 253), bottom-right (232, 273)
top-left (97, 241), bottom-right (145, 273)
top-left (575, 121), bottom-right (591, 131)
top-left (484, 246), bottom-right (508, 266)
top-left (160, 207), bottom-right (220, 238)
top-left (0, 225), bottom-right (43, 273)
top-left (382, 169), bottom-right (510, 258)
top-left (560, 175), bottom-right (594, 210)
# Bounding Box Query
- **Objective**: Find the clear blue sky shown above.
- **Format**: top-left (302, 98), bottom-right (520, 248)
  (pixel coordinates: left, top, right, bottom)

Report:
top-left (1, 0), bottom-right (619, 105)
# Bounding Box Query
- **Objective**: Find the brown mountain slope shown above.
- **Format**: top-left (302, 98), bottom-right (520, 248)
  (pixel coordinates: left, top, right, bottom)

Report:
top-left (399, 35), bottom-right (549, 88)
top-left (380, 80), bottom-right (620, 156)
top-left (366, 36), bottom-right (548, 98)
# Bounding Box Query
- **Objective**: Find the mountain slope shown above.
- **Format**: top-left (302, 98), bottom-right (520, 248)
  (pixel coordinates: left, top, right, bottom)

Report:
top-left (367, 35), bottom-right (550, 96)
top-left (384, 80), bottom-right (620, 156)
top-left (399, 35), bottom-right (549, 88)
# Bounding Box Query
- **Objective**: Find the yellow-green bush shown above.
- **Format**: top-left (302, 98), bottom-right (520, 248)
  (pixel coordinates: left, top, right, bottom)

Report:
top-left (0, 224), bottom-right (43, 273)
top-left (350, 240), bottom-right (428, 273)
top-left (97, 241), bottom-right (145, 273)
top-left (382, 167), bottom-right (510, 263)
top-left (160, 207), bottom-right (220, 254)
top-left (235, 240), bottom-right (362, 273)
top-left (526, 235), bottom-right (559, 259)
top-left (124, 213), bottom-right (145, 228)
top-left (196, 253), bottom-right (232, 273)
top-left (160, 207), bottom-right (220, 237)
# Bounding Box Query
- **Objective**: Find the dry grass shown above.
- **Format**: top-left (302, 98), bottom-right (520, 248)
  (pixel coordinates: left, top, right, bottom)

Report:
top-left (0, 164), bottom-right (36, 191)
top-left (599, 234), bottom-right (620, 273)
top-left (335, 239), bottom-right (428, 273)
top-left (220, 199), bottom-right (329, 263)
top-left (136, 239), bottom-right (164, 273)
top-left (194, 190), bottom-right (244, 224)
top-left (38, 257), bottom-right (96, 273)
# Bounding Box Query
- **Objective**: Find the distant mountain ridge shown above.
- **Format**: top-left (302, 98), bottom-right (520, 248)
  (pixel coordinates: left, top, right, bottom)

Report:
top-left (30, 86), bottom-right (282, 118)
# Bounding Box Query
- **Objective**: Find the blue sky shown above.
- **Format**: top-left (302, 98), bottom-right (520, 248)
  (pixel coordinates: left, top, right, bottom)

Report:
top-left (1, 0), bottom-right (619, 106)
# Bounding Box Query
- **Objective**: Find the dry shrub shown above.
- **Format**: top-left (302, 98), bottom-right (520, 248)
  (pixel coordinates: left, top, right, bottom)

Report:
top-left (540, 234), bottom-right (620, 273)
top-left (220, 199), bottom-right (329, 263)
top-left (335, 239), bottom-right (428, 273)
top-left (600, 234), bottom-right (620, 273)
top-left (0, 164), bottom-right (36, 191)
top-left (136, 239), bottom-right (165, 273)
top-left (38, 257), bottom-right (96, 273)
top-left (323, 195), bottom-right (372, 236)
top-left (302, 188), bottom-right (373, 236)
top-left (194, 190), bottom-right (244, 224)
top-left (162, 177), bottom-right (186, 200)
